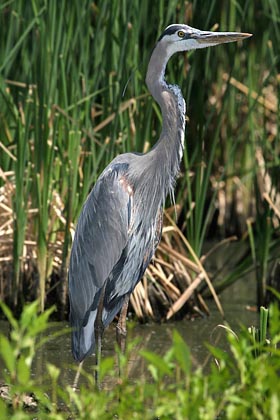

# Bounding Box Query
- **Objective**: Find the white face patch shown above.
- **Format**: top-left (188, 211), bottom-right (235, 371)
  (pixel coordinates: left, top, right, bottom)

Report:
top-left (159, 24), bottom-right (250, 57)
top-left (159, 25), bottom-right (202, 56)
top-left (164, 35), bottom-right (211, 58)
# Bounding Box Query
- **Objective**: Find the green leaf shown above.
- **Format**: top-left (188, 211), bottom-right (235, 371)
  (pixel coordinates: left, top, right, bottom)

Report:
top-left (0, 302), bottom-right (18, 330)
top-left (20, 301), bottom-right (38, 329)
top-left (17, 354), bottom-right (30, 385)
top-left (206, 343), bottom-right (229, 362)
top-left (99, 357), bottom-right (115, 381)
top-left (0, 335), bottom-right (15, 373)
top-left (29, 306), bottom-right (56, 337)
top-left (47, 363), bottom-right (60, 381)
top-left (0, 398), bottom-right (8, 419)
top-left (141, 350), bottom-right (172, 377)
top-left (172, 330), bottom-right (191, 374)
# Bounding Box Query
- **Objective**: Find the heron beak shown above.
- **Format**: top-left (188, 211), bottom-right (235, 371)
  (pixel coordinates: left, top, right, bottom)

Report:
top-left (191, 30), bottom-right (252, 46)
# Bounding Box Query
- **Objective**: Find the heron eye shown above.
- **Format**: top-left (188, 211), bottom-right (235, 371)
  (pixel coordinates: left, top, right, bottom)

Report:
top-left (177, 30), bottom-right (185, 38)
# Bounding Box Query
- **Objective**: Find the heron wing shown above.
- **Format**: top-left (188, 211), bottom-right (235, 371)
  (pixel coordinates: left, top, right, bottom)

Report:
top-left (101, 207), bottom-right (163, 326)
top-left (69, 163), bottom-right (132, 361)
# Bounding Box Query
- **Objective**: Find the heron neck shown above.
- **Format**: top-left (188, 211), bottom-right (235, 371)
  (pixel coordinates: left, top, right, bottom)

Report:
top-left (145, 44), bottom-right (186, 196)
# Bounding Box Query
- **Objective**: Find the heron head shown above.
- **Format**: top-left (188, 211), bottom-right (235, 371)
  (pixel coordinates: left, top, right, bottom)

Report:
top-left (158, 24), bottom-right (252, 57)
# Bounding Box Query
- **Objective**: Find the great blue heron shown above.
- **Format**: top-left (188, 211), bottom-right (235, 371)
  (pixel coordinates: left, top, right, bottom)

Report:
top-left (69, 24), bottom-right (251, 384)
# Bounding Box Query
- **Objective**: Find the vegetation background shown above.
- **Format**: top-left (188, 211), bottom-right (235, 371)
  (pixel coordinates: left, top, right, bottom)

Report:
top-left (0, 0), bottom-right (279, 318)
top-left (0, 1), bottom-right (280, 418)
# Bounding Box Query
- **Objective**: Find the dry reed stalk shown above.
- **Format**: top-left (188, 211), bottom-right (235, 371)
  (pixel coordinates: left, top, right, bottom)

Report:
top-left (129, 209), bottom-right (223, 320)
top-left (223, 74), bottom-right (277, 113)
top-left (166, 272), bottom-right (205, 320)
top-left (1, 173), bottom-right (218, 321)
top-left (263, 192), bottom-right (280, 220)
top-left (130, 285), bottom-right (143, 319)
top-left (158, 243), bottom-right (200, 273)
top-left (164, 212), bottom-right (224, 317)
top-left (256, 147), bottom-right (280, 227)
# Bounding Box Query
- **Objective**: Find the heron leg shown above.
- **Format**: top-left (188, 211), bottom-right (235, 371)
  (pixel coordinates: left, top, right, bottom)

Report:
top-left (72, 360), bottom-right (84, 391)
top-left (116, 294), bottom-right (130, 354)
top-left (115, 295), bottom-right (129, 396)
top-left (94, 287), bottom-right (105, 389)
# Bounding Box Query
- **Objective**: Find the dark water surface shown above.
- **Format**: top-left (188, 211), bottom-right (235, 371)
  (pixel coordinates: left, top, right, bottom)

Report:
top-left (0, 273), bottom-right (258, 389)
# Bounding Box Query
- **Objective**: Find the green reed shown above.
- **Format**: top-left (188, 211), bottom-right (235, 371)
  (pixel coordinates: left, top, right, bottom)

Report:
top-left (0, 0), bottom-right (279, 310)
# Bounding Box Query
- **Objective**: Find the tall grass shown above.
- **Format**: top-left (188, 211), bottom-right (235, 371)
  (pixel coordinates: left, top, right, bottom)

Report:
top-left (0, 0), bottom-right (279, 313)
